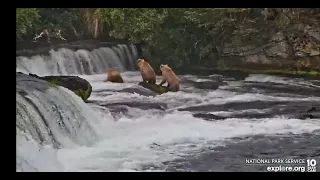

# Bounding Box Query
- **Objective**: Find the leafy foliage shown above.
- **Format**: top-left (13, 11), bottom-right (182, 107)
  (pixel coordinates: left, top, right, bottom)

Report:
top-left (16, 8), bottom-right (319, 68)
top-left (16, 8), bottom-right (39, 38)
top-left (35, 8), bottom-right (83, 38)
top-left (94, 8), bottom-right (272, 67)
top-left (16, 8), bottom-right (83, 40)
top-left (95, 8), bottom-right (168, 47)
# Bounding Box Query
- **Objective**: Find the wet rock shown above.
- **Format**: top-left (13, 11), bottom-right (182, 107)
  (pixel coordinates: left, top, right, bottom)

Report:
top-left (184, 100), bottom-right (320, 121)
top-left (27, 73), bottom-right (92, 102)
top-left (299, 107), bottom-right (320, 120)
top-left (192, 113), bottom-right (272, 121)
top-left (307, 107), bottom-right (317, 113)
top-left (94, 101), bottom-right (167, 111)
top-left (138, 81), bottom-right (169, 94)
top-left (193, 113), bottom-right (227, 121)
top-left (178, 101), bottom-right (286, 112)
top-left (119, 86), bottom-right (158, 97)
top-left (243, 81), bottom-right (320, 97)
top-left (185, 79), bottom-right (228, 90)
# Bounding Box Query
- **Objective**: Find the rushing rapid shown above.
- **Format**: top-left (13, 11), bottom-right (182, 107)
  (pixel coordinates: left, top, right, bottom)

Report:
top-left (16, 44), bottom-right (138, 76)
top-left (16, 45), bottom-right (320, 172)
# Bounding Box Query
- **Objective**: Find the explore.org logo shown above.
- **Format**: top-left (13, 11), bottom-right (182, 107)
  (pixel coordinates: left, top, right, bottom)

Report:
top-left (267, 165), bottom-right (305, 172)
top-left (245, 158), bottom-right (317, 172)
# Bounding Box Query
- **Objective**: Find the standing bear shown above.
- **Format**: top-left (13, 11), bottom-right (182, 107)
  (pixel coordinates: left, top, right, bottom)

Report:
top-left (104, 68), bottom-right (124, 83)
top-left (159, 64), bottom-right (180, 92)
top-left (136, 59), bottom-right (156, 84)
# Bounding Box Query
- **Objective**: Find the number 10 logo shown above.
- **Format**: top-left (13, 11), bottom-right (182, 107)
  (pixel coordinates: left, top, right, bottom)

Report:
top-left (307, 159), bottom-right (317, 172)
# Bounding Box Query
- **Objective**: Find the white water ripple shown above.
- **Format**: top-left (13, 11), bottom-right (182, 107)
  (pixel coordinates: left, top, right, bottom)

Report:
top-left (16, 47), bottom-right (320, 172)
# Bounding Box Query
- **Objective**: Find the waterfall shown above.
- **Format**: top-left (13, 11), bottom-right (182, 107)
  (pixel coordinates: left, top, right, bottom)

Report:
top-left (16, 72), bottom-right (102, 148)
top-left (16, 43), bottom-right (137, 171)
top-left (16, 72), bottom-right (109, 171)
top-left (16, 44), bottom-right (139, 76)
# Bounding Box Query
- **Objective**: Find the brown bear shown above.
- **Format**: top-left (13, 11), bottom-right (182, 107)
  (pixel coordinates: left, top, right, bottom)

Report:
top-left (104, 68), bottom-right (124, 83)
top-left (159, 64), bottom-right (180, 92)
top-left (136, 59), bottom-right (156, 84)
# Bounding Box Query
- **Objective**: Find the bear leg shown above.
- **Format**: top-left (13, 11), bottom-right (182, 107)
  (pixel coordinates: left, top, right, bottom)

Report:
top-left (159, 79), bottom-right (166, 86)
top-left (149, 79), bottom-right (156, 84)
top-left (169, 84), bottom-right (179, 92)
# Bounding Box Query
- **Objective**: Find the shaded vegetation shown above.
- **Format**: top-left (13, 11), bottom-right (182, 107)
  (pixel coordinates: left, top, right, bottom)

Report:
top-left (16, 8), bottom-right (320, 73)
top-left (16, 8), bottom-right (39, 39)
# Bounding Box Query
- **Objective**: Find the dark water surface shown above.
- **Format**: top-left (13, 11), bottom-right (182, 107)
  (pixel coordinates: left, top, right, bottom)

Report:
top-left (145, 133), bottom-right (320, 172)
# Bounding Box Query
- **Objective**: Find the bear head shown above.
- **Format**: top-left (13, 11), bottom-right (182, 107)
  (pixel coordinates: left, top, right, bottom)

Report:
top-left (160, 64), bottom-right (172, 72)
top-left (137, 58), bottom-right (145, 64)
top-left (107, 67), bottom-right (117, 73)
top-left (137, 59), bottom-right (145, 67)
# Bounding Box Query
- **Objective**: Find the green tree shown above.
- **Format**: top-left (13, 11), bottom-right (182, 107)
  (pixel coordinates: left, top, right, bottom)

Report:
top-left (93, 8), bottom-right (263, 68)
top-left (16, 8), bottom-right (39, 39)
top-left (95, 8), bottom-right (168, 46)
top-left (34, 8), bottom-right (83, 39)
top-left (16, 8), bottom-right (319, 70)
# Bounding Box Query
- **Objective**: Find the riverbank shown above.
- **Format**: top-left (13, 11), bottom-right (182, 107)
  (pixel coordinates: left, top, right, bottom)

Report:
top-left (176, 67), bottom-right (320, 80)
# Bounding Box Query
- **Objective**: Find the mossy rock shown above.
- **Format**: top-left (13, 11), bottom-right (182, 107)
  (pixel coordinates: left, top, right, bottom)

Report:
top-left (138, 82), bottom-right (169, 94)
top-left (73, 87), bottom-right (92, 102)
top-left (47, 79), bottom-right (61, 87)
top-left (28, 73), bottom-right (92, 102)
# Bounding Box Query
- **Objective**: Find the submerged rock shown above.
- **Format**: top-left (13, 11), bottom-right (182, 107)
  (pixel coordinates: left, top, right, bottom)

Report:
top-left (89, 100), bottom-right (167, 111)
top-left (183, 79), bottom-right (228, 90)
top-left (27, 73), bottom-right (92, 102)
top-left (299, 107), bottom-right (320, 120)
top-left (119, 86), bottom-right (158, 97)
top-left (193, 113), bottom-right (227, 121)
top-left (191, 105), bottom-right (320, 121)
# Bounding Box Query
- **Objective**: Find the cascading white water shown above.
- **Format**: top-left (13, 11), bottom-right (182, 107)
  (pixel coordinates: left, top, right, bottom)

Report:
top-left (16, 72), bottom-right (110, 171)
top-left (16, 43), bottom-right (320, 172)
top-left (16, 74), bottom-right (99, 147)
top-left (16, 44), bottom-right (141, 172)
top-left (16, 44), bottom-right (139, 76)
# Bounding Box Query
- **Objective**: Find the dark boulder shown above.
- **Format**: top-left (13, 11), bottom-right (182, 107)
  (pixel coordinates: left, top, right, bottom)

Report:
top-left (191, 81), bottom-right (227, 90)
top-left (28, 73), bottom-right (92, 102)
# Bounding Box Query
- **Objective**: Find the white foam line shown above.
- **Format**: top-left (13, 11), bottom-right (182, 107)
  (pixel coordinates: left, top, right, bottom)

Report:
top-left (55, 110), bottom-right (320, 172)
top-left (17, 73), bottom-right (320, 172)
